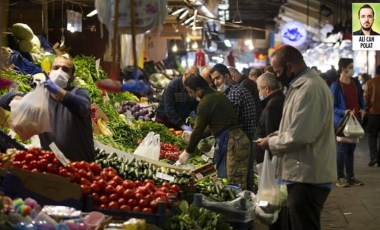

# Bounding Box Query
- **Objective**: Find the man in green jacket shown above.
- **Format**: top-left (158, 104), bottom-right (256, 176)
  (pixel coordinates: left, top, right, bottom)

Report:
top-left (176, 74), bottom-right (251, 189)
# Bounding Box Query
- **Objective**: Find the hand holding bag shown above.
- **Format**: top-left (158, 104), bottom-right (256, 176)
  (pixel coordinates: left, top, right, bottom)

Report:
top-left (343, 112), bottom-right (365, 138)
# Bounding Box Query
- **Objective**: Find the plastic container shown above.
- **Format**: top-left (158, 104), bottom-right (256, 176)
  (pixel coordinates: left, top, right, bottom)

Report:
top-left (83, 211), bottom-right (106, 229)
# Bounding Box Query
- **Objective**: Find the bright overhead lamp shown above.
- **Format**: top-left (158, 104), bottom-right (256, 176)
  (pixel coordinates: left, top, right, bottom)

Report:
top-left (171, 7), bottom-right (187, 16)
top-left (224, 39), bottom-right (232, 47)
top-left (87, 9), bottom-right (97, 17)
top-left (179, 10), bottom-right (189, 20)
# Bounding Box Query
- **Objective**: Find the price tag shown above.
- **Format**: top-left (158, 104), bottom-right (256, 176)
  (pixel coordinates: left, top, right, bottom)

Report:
top-left (195, 173), bottom-right (204, 180)
top-left (49, 142), bottom-right (70, 166)
top-left (201, 155), bottom-right (210, 162)
top-left (156, 172), bottom-right (175, 182)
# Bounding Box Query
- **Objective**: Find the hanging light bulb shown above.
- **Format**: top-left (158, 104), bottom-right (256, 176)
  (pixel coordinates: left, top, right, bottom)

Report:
top-left (186, 34), bottom-right (191, 43)
top-left (244, 39), bottom-right (252, 46)
top-left (192, 41), bottom-right (198, 50)
top-left (172, 43), bottom-right (178, 52)
top-left (249, 44), bottom-right (254, 50)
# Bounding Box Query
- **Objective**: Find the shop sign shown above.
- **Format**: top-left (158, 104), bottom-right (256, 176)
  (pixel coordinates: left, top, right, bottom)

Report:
top-left (280, 21), bottom-right (307, 47)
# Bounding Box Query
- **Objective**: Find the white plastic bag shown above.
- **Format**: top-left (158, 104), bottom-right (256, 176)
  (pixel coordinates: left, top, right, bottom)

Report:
top-left (343, 112), bottom-right (364, 138)
top-left (133, 132), bottom-right (160, 161)
top-left (9, 84), bottom-right (51, 140)
top-left (256, 150), bottom-right (280, 208)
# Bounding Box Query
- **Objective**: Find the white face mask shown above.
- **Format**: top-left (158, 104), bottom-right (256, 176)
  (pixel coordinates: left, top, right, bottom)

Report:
top-left (196, 97), bottom-right (201, 102)
top-left (49, 69), bottom-right (69, 88)
top-left (217, 83), bottom-right (228, 92)
top-left (259, 95), bottom-right (265, 101)
top-left (346, 69), bottom-right (354, 78)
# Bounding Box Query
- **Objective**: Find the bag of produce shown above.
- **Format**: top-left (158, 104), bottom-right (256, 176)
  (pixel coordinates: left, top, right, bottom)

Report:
top-left (133, 131), bottom-right (160, 161)
top-left (343, 111), bottom-right (365, 138)
top-left (256, 150), bottom-right (280, 210)
top-left (9, 83), bottom-right (51, 140)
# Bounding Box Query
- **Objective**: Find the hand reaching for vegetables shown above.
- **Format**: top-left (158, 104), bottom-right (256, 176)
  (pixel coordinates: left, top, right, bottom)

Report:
top-left (176, 150), bottom-right (190, 165)
top-left (44, 79), bottom-right (61, 94)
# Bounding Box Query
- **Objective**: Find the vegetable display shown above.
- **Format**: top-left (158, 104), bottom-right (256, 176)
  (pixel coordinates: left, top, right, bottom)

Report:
top-left (195, 178), bottom-right (237, 202)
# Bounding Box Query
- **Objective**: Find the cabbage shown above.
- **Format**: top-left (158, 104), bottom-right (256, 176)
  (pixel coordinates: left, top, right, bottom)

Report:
top-left (18, 39), bottom-right (33, 52)
top-left (11, 23), bottom-right (34, 40)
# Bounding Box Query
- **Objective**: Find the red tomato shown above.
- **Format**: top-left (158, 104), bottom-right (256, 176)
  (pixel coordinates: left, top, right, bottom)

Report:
top-left (91, 192), bottom-right (100, 205)
top-left (170, 184), bottom-right (180, 193)
top-left (138, 199), bottom-right (148, 208)
top-left (115, 185), bottom-right (124, 196)
top-left (29, 160), bottom-right (38, 169)
top-left (122, 180), bottom-right (135, 189)
top-left (161, 182), bottom-right (170, 188)
top-left (13, 151), bottom-right (26, 161)
top-left (80, 178), bottom-right (91, 186)
top-left (144, 182), bottom-right (156, 193)
top-left (81, 184), bottom-right (91, 195)
top-left (12, 161), bottom-right (22, 168)
top-left (37, 158), bottom-right (48, 170)
top-left (99, 204), bottom-right (107, 209)
top-left (127, 198), bottom-right (137, 207)
top-left (123, 189), bottom-right (134, 200)
top-left (22, 165), bottom-right (30, 170)
top-left (136, 187), bottom-right (148, 195)
top-left (134, 180), bottom-right (143, 187)
top-left (105, 166), bottom-right (117, 173)
top-left (85, 171), bottom-right (95, 181)
top-left (109, 193), bottom-right (119, 202)
top-left (150, 199), bottom-right (158, 212)
top-left (120, 205), bottom-right (131, 211)
top-left (90, 183), bottom-right (100, 193)
top-left (77, 161), bottom-right (89, 169)
top-left (89, 162), bottom-right (102, 175)
top-left (25, 153), bottom-right (36, 162)
top-left (58, 167), bottom-right (68, 177)
top-left (118, 198), bottom-right (126, 206)
top-left (142, 207), bottom-right (152, 214)
top-left (143, 179), bottom-right (155, 185)
top-left (99, 195), bottom-right (108, 204)
top-left (30, 168), bottom-right (40, 173)
top-left (132, 206), bottom-right (141, 213)
top-left (107, 180), bottom-right (118, 188)
top-left (106, 171), bottom-right (116, 180)
top-left (159, 187), bottom-right (169, 193)
top-left (46, 163), bottom-right (58, 174)
top-left (97, 179), bottom-right (107, 190)
top-left (104, 185), bottom-right (115, 195)
top-left (112, 176), bottom-right (123, 185)
top-left (78, 169), bottom-right (87, 178)
top-left (135, 192), bottom-right (144, 200)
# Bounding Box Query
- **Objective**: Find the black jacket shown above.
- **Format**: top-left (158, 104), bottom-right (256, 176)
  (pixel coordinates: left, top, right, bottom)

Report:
top-left (252, 90), bottom-right (285, 163)
top-left (353, 29), bottom-right (380, 35)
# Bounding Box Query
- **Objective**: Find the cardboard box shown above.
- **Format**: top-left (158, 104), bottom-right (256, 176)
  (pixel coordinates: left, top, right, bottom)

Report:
top-left (9, 167), bottom-right (83, 202)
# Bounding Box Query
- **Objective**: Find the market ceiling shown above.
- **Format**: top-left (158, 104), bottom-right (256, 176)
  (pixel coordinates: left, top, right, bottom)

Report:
top-left (4, 0), bottom-right (373, 38)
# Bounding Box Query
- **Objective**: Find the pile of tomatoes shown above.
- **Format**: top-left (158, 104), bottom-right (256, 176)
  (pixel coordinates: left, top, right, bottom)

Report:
top-left (160, 143), bottom-right (182, 162)
top-left (10, 148), bottom-right (180, 213)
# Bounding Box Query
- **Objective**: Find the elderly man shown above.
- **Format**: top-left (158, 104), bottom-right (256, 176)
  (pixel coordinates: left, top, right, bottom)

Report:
top-left (0, 54), bottom-right (95, 162)
top-left (258, 45), bottom-right (336, 230)
top-left (210, 63), bottom-right (258, 191)
top-left (155, 66), bottom-right (199, 131)
top-left (200, 65), bottom-right (216, 89)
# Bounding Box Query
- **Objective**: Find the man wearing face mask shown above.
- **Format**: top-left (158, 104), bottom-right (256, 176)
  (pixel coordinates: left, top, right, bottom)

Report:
top-left (210, 63), bottom-right (258, 191)
top-left (252, 72), bottom-right (284, 164)
top-left (330, 58), bottom-right (365, 187)
top-left (155, 66), bottom-right (199, 131)
top-left (0, 54), bottom-right (95, 162)
top-left (257, 45), bottom-right (337, 230)
top-left (176, 74), bottom-right (251, 190)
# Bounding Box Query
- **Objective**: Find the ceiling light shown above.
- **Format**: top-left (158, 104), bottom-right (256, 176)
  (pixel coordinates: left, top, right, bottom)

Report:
top-left (171, 7), bottom-right (187, 16)
top-left (179, 10), bottom-right (189, 20)
top-left (172, 43), bottom-right (178, 52)
top-left (192, 41), bottom-right (198, 50)
top-left (224, 39), bottom-right (232, 47)
top-left (87, 9), bottom-right (97, 17)
top-left (232, 0), bottom-right (242, 23)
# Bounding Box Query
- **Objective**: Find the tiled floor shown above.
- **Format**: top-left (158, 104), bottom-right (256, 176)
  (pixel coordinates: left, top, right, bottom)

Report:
top-left (321, 135), bottom-right (380, 230)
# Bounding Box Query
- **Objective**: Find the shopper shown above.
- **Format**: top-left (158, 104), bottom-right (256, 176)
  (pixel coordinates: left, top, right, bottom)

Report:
top-left (252, 72), bottom-right (284, 163)
top-left (228, 66), bottom-right (262, 117)
top-left (200, 65), bottom-right (216, 89)
top-left (364, 65), bottom-right (380, 166)
top-left (176, 74), bottom-right (251, 190)
top-left (155, 66), bottom-right (199, 131)
top-left (0, 54), bottom-right (95, 162)
top-left (248, 67), bottom-right (263, 82)
top-left (210, 63), bottom-right (258, 191)
top-left (330, 58), bottom-right (365, 187)
top-left (257, 45), bottom-right (337, 230)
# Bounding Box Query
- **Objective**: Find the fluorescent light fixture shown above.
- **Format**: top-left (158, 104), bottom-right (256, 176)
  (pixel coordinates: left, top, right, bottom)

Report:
top-left (179, 10), bottom-right (189, 20)
top-left (224, 39), bottom-right (232, 47)
top-left (184, 15), bottom-right (195, 25)
top-left (87, 9), bottom-right (97, 17)
top-left (192, 41), bottom-right (198, 49)
top-left (171, 7), bottom-right (187, 16)
top-left (244, 39), bottom-right (252, 46)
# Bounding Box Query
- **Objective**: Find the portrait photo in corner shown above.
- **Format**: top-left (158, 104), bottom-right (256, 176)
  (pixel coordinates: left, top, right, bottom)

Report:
top-left (352, 3), bottom-right (380, 36)
top-left (352, 3), bottom-right (380, 50)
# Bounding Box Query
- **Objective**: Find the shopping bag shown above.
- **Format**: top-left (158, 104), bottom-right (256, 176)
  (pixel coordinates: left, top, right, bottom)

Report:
top-left (133, 132), bottom-right (160, 161)
top-left (335, 112), bottom-right (350, 136)
top-left (343, 112), bottom-right (365, 138)
top-left (256, 150), bottom-right (280, 208)
top-left (9, 83), bottom-right (51, 140)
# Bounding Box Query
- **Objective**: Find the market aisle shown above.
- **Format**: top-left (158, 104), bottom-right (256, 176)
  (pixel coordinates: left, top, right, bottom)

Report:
top-left (321, 135), bottom-right (380, 230)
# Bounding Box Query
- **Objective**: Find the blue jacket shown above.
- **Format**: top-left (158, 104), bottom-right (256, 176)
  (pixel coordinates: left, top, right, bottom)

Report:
top-left (330, 78), bottom-right (365, 126)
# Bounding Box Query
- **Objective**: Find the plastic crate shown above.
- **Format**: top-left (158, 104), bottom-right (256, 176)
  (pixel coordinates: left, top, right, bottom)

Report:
top-left (193, 193), bottom-right (254, 230)
top-left (0, 172), bottom-right (84, 210)
top-left (84, 196), bottom-right (172, 228)
top-left (0, 129), bottom-right (26, 152)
